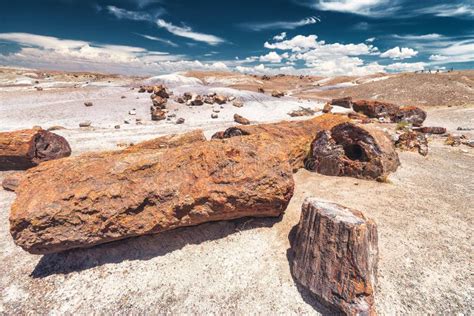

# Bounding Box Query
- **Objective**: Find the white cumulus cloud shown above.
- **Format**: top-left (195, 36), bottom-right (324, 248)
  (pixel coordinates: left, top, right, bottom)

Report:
top-left (380, 46), bottom-right (418, 59)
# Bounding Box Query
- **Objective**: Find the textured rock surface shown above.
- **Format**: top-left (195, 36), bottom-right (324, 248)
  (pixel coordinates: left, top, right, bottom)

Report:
top-left (331, 96), bottom-right (353, 108)
top-left (391, 106), bottom-right (427, 126)
top-left (2, 172), bottom-right (24, 192)
top-left (234, 114), bottom-right (250, 125)
top-left (306, 122), bottom-right (400, 179)
top-left (124, 130), bottom-right (206, 153)
top-left (396, 131), bottom-right (429, 156)
top-left (212, 114), bottom-right (350, 171)
top-left (10, 133), bottom-right (295, 254)
top-left (352, 100), bottom-right (399, 119)
top-left (0, 129), bottom-right (71, 170)
top-left (291, 198), bottom-right (378, 315)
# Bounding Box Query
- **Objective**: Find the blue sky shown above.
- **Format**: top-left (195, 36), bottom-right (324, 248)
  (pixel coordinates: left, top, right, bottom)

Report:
top-left (0, 0), bottom-right (473, 76)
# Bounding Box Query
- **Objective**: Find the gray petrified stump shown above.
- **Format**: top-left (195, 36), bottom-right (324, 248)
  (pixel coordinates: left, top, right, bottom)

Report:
top-left (291, 198), bottom-right (379, 315)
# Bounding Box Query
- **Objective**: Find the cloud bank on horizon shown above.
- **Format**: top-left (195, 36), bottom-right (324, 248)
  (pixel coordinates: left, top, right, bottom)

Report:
top-left (0, 0), bottom-right (473, 76)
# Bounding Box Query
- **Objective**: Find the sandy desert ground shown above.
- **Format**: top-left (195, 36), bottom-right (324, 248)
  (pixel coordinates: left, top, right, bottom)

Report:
top-left (0, 67), bottom-right (473, 314)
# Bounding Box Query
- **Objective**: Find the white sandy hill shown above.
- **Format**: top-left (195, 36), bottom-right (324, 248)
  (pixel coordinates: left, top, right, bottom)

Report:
top-left (145, 73), bottom-right (203, 86)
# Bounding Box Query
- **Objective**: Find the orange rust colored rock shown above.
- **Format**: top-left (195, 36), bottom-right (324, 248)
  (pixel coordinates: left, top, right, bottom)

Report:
top-left (306, 122), bottom-right (400, 179)
top-left (212, 114), bottom-right (350, 171)
top-left (124, 130), bottom-right (206, 153)
top-left (291, 198), bottom-right (378, 315)
top-left (0, 129), bottom-right (71, 170)
top-left (352, 100), bottom-right (399, 118)
top-left (10, 132), bottom-right (295, 254)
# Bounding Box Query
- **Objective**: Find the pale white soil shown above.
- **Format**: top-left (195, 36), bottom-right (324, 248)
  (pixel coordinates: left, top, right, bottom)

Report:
top-left (0, 69), bottom-right (473, 314)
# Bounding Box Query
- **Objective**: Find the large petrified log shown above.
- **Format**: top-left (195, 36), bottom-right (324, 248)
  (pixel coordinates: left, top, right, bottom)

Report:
top-left (10, 132), bottom-right (295, 254)
top-left (352, 100), bottom-right (426, 125)
top-left (124, 129), bottom-right (206, 152)
top-left (291, 198), bottom-right (378, 315)
top-left (305, 122), bottom-right (400, 179)
top-left (0, 129), bottom-right (71, 170)
top-left (212, 114), bottom-right (350, 171)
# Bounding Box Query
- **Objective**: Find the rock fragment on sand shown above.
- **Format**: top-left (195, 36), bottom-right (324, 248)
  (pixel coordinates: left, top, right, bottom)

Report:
top-left (322, 103), bottom-right (333, 113)
top-left (288, 107), bottom-right (315, 117)
top-left (291, 198), bottom-right (378, 315)
top-left (234, 114), bottom-right (250, 125)
top-left (176, 118), bottom-right (185, 124)
top-left (151, 108), bottom-right (166, 121)
top-left (214, 95), bottom-right (227, 105)
top-left (211, 113), bottom-right (218, 119)
top-left (129, 109), bottom-right (137, 115)
top-left (84, 102), bottom-right (93, 107)
top-left (395, 131), bottom-right (428, 156)
top-left (233, 100), bottom-right (244, 108)
top-left (271, 90), bottom-right (284, 98)
top-left (79, 121), bottom-right (92, 128)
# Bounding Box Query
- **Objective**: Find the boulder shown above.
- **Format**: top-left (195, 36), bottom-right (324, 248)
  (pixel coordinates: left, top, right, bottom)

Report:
top-left (2, 172), bottom-right (24, 192)
top-left (395, 131), bottom-right (428, 156)
top-left (291, 198), bottom-right (378, 315)
top-left (352, 100), bottom-right (399, 119)
top-left (0, 129), bottom-right (71, 170)
top-left (330, 97), bottom-right (353, 108)
top-left (234, 114), bottom-right (250, 125)
top-left (306, 122), bottom-right (400, 179)
top-left (79, 121), bottom-right (92, 127)
top-left (391, 106), bottom-right (426, 126)
top-left (10, 133), bottom-right (295, 254)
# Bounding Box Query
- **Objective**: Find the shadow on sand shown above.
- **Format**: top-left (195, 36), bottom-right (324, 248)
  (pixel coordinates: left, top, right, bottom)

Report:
top-left (286, 225), bottom-right (343, 315)
top-left (31, 216), bottom-right (280, 278)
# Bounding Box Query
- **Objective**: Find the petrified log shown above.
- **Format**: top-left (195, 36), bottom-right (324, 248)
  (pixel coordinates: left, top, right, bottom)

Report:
top-left (352, 100), bottom-right (399, 118)
top-left (10, 132), bottom-right (295, 254)
top-left (212, 114), bottom-right (350, 171)
top-left (306, 122), bottom-right (400, 179)
top-left (2, 172), bottom-right (24, 192)
top-left (330, 96), bottom-right (353, 108)
top-left (0, 129), bottom-right (71, 171)
top-left (291, 198), bottom-right (378, 315)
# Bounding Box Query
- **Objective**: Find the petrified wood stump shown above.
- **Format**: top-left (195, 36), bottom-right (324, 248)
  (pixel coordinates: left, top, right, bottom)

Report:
top-left (306, 122), bottom-right (400, 179)
top-left (0, 129), bottom-right (71, 170)
top-left (10, 132), bottom-right (295, 254)
top-left (291, 198), bottom-right (378, 315)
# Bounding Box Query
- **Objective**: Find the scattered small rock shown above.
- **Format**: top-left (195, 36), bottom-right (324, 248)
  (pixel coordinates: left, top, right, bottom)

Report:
top-left (271, 90), bottom-right (284, 98)
top-left (322, 103), bottom-right (333, 113)
top-left (457, 127), bottom-right (473, 131)
top-left (258, 87), bottom-right (265, 93)
top-left (129, 109), bottom-right (137, 115)
top-left (416, 126), bottom-right (447, 134)
top-left (176, 118), bottom-right (185, 124)
top-left (211, 113), bottom-right (219, 119)
top-left (234, 114), bottom-right (250, 125)
top-left (214, 95), bottom-right (227, 105)
top-left (330, 97), bottom-right (352, 108)
top-left (114, 125), bottom-right (121, 129)
top-left (288, 107), bottom-right (316, 117)
top-left (445, 134), bottom-right (464, 146)
top-left (124, 120), bottom-right (131, 124)
top-left (233, 100), bottom-right (244, 108)
top-left (79, 121), bottom-right (92, 128)
top-left (84, 102), bottom-right (93, 107)
top-left (396, 131), bottom-right (428, 156)
top-left (35, 87), bottom-right (43, 91)
top-left (47, 126), bottom-right (66, 131)
top-left (151, 109), bottom-right (166, 121)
